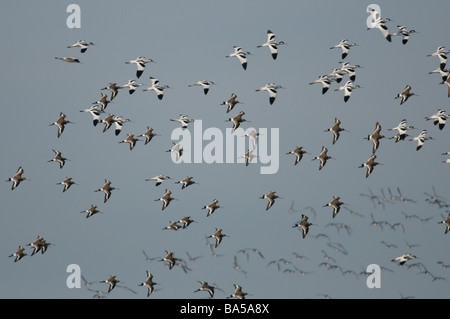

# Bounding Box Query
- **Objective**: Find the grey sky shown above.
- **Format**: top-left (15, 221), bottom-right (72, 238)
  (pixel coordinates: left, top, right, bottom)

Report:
top-left (1, 1), bottom-right (450, 299)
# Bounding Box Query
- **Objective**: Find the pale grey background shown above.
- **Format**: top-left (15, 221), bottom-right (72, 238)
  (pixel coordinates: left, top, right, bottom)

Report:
top-left (1, 1), bottom-right (450, 299)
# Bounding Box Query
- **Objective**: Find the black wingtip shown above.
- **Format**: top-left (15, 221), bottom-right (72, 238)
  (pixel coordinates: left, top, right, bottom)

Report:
top-left (137, 70), bottom-right (143, 78)
top-left (269, 97), bottom-right (275, 105)
top-left (322, 87), bottom-right (329, 95)
top-left (344, 96), bottom-right (350, 103)
top-left (242, 62), bottom-right (247, 70)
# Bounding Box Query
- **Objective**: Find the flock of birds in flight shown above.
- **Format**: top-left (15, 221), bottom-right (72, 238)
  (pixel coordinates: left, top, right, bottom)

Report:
top-left (6, 5), bottom-right (450, 299)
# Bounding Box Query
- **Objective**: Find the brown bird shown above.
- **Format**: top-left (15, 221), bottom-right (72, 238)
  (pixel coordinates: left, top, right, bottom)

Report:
top-left (293, 215), bottom-right (314, 238)
top-left (48, 149), bottom-right (69, 169)
top-left (312, 146), bottom-right (334, 170)
top-left (208, 228), bottom-right (228, 248)
top-left (324, 118), bottom-right (349, 145)
top-left (359, 154), bottom-right (381, 178)
top-left (438, 214), bottom-right (450, 234)
top-left (221, 93), bottom-right (243, 113)
top-left (49, 112), bottom-right (73, 138)
top-left (395, 85), bottom-right (417, 105)
top-left (140, 126), bottom-right (160, 145)
top-left (367, 122), bottom-right (385, 154)
top-left (286, 146), bottom-right (309, 166)
top-left (324, 196), bottom-right (346, 218)
top-left (7, 166), bottom-right (29, 190)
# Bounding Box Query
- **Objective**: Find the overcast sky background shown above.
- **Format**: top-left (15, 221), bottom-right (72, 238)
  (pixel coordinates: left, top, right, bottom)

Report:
top-left (1, 1), bottom-right (450, 299)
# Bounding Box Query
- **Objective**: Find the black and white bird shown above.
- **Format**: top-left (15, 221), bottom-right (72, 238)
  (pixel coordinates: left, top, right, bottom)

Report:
top-left (445, 75), bottom-right (450, 98)
top-left (334, 80), bottom-right (360, 102)
top-left (146, 175), bottom-right (171, 187)
top-left (339, 62), bottom-right (361, 82)
top-left (425, 109), bottom-right (449, 130)
top-left (428, 67), bottom-right (449, 83)
top-left (55, 56), bottom-right (81, 63)
top-left (392, 25), bottom-right (417, 44)
top-left (166, 142), bottom-right (184, 161)
top-left (121, 79), bottom-right (143, 95)
top-left (309, 75), bottom-right (334, 95)
top-left (125, 57), bottom-right (155, 78)
top-left (367, 8), bottom-right (392, 42)
top-left (226, 46), bottom-right (251, 70)
top-left (327, 68), bottom-right (346, 83)
top-left (391, 254), bottom-right (417, 266)
top-left (427, 46), bottom-right (450, 71)
top-left (143, 77), bottom-right (170, 100)
top-left (257, 29), bottom-right (285, 60)
top-left (388, 119), bottom-right (414, 143)
top-left (170, 114), bottom-right (194, 130)
top-left (395, 85), bottom-right (417, 105)
top-left (409, 129), bottom-right (432, 151)
top-left (80, 105), bottom-right (102, 126)
top-left (188, 80), bottom-right (215, 95)
top-left (256, 83), bottom-right (283, 105)
top-left (330, 39), bottom-right (357, 59)
top-left (67, 40), bottom-right (94, 53)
